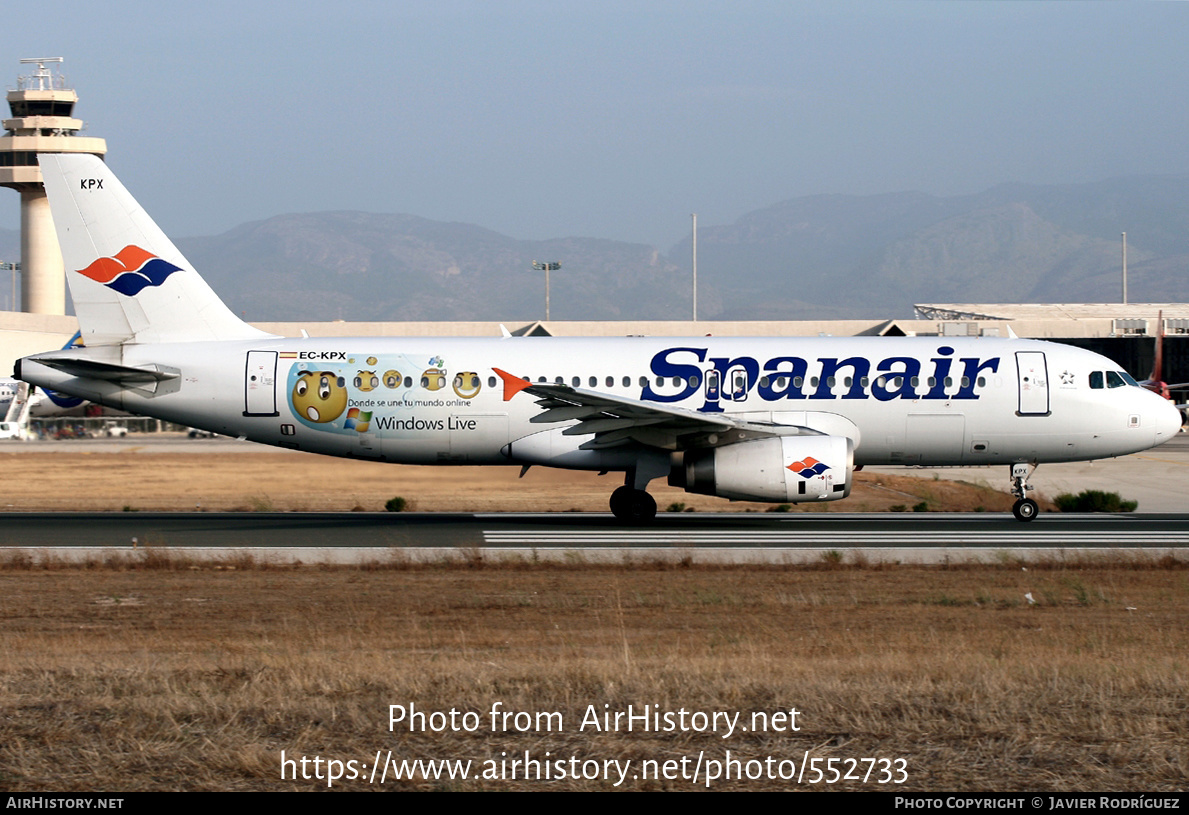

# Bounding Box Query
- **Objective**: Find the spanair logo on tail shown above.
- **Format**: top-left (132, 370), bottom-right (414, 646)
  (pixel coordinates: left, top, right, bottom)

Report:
top-left (76, 245), bottom-right (182, 296)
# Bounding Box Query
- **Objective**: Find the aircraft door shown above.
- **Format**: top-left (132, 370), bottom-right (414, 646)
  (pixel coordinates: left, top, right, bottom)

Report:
top-left (1015, 351), bottom-right (1050, 416)
top-left (244, 351), bottom-right (279, 417)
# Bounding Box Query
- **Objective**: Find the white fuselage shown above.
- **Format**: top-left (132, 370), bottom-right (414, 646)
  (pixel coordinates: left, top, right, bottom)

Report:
top-left (20, 335), bottom-right (1181, 471)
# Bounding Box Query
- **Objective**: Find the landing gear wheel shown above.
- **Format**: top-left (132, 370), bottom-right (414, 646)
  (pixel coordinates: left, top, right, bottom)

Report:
top-left (609, 486), bottom-right (633, 518)
top-left (1012, 498), bottom-right (1038, 522)
top-left (609, 487), bottom-right (657, 524)
top-left (1009, 463), bottom-right (1039, 522)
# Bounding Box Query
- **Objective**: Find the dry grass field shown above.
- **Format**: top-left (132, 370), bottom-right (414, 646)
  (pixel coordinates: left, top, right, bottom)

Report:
top-left (0, 447), bottom-right (1183, 792)
top-left (0, 558), bottom-right (1185, 791)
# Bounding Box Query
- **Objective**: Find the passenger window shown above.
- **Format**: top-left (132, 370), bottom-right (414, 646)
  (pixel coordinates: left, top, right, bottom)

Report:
top-left (589, 376), bottom-right (597, 387)
top-left (572, 377), bottom-right (580, 387)
top-left (622, 376), bottom-right (630, 387)
top-left (639, 376), bottom-right (648, 387)
top-left (488, 376), bottom-right (496, 388)
top-left (689, 375), bottom-right (700, 388)
top-left (759, 376), bottom-right (770, 388)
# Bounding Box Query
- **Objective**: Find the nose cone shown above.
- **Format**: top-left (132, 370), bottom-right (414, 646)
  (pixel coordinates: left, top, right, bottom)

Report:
top-left (1152, 394), bottom-right (1184, 446)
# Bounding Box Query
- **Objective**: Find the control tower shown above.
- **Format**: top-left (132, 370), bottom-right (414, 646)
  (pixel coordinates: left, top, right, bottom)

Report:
top-left (0, 58), bottom-right (106, 314)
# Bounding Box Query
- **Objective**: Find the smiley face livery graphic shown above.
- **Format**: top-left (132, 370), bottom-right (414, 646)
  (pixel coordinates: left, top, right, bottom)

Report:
top-left (291, 371), bottom-right (348, 423)
top-left (286, 353), bottom-right (487, 437)
top-left (452, 371), bottom-right (482, 399)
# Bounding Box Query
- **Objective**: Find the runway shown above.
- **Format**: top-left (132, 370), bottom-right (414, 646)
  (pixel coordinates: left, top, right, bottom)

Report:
top-left (3, 511), bottom-right (1187, 564)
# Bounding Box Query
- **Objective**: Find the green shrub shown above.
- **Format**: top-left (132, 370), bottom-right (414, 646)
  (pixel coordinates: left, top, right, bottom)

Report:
top-left (385, 496), bottom-right (408, 513)
top-left (1053, 490), bottom-right (1137, 513)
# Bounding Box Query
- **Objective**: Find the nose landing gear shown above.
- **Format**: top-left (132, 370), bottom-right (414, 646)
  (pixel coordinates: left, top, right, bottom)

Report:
top-left (1010, 462), bottom-right (1039, 522)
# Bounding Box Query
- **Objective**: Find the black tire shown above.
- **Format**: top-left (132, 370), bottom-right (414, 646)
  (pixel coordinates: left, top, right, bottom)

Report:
top-left (609, 486), bottom-right (634, 519)
top-left (610, 487), bottom-right (656, 524)
top-left (1012, 498), bottom-right (1038, 522)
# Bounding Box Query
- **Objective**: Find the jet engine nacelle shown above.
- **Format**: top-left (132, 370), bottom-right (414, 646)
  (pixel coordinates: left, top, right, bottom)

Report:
top-left (670, 435), bottom-right (854, 503)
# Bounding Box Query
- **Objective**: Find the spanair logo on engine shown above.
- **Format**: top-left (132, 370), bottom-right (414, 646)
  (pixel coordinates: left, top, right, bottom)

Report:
top-left (787, 457), bottom-right (830, 478)
top-left (76, 245), bottom-right (182, 297)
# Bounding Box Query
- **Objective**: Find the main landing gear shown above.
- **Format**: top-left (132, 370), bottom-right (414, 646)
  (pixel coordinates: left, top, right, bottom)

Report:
top-left (1010, 462), bottom-right (1039, 522)
top-left (609, 485), bottom-right (657, 523)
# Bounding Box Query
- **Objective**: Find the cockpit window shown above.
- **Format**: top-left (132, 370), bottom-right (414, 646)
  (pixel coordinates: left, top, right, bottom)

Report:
top-left (1091, 370), bottom-right (1139, 389)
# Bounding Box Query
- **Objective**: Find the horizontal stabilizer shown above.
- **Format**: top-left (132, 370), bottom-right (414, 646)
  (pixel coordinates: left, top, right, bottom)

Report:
top-left (33, 357), bottom-right (178, 384)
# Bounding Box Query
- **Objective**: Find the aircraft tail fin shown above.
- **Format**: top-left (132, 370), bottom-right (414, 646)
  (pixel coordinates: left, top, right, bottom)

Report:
top-left (37, 153), bottom-right (273, 346)
top-left (1149, 310), bottom-right (1165, 382)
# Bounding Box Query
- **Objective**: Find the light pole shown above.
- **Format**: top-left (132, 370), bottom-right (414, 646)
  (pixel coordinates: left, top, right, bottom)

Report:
top-left (691, 213), bottom-right (697, 321)
top-left (532, 261), bottom-right (561, 320)
top-left (1121, 232), bottom-right (1127, 305)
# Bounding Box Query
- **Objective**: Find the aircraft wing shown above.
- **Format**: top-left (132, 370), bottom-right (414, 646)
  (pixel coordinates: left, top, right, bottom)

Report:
top-left (493, 368), bottom-right (820, 451)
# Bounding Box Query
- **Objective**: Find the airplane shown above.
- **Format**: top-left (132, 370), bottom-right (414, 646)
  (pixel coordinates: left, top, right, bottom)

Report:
top-left (0, 330), bottom-right (98, 418)
top-left (15, 154), bottom-right (1184, 523)
top-left (0, 332), bottom-right (100, 420)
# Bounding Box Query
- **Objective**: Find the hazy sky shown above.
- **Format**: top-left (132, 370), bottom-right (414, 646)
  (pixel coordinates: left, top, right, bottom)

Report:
top-left (4, 1), bottom-right (1187, 249)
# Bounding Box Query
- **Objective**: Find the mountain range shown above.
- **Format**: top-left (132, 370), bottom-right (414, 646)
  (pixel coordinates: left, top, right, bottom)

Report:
top-left (2, 174), bottom-right (1186, 321)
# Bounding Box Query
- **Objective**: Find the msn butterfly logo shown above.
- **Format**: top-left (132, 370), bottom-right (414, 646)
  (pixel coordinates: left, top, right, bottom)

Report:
top-left (787, 456), bottom-right (830, 478)
top-left (76, 245), bottom-right (182, 297)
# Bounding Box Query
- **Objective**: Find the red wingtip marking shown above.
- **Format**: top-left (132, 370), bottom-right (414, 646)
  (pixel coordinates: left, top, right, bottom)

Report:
top-left (493, 367), bottom-right (533, 401)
